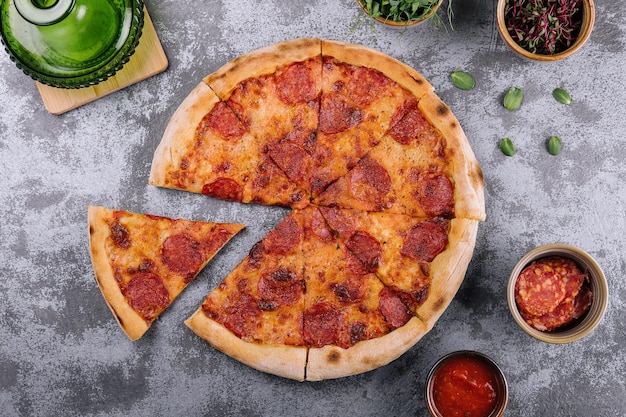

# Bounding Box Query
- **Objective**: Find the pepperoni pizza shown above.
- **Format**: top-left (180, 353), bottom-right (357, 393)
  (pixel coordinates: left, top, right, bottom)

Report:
top-left (148, 38), bottom-right (485, 380)
top-left (88, 206), bottom-right (244, 341)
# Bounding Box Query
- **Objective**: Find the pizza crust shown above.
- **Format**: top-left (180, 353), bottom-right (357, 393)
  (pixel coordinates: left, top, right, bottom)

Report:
top-left (185, 308), bottom-right (308, 381)
top-left (205, 38), bottom-right (322, 100)
top-left (88, 205), bottom-right (149, 341)
top-left (305, 317), bottom-right (427, 381)
top-left (419, 92), bottom-right (486, 221)
top-left (321, 39), bottom-right (433, 101)
top-left (149, 82), bottom-right (221, 188)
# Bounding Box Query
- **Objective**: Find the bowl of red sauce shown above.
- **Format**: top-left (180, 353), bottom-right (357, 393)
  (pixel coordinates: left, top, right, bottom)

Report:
top-left (507, 243), bottom-right (608, 343)
top-left (425, 350), bottom-right (508, 417)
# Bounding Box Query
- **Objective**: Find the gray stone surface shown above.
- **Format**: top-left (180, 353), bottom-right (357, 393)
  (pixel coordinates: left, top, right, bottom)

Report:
top-left (1, 0), bottom-right (625, 415)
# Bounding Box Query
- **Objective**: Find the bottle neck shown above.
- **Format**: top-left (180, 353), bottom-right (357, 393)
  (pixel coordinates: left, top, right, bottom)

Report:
top-left (14, 0), bottom-right (76, 26)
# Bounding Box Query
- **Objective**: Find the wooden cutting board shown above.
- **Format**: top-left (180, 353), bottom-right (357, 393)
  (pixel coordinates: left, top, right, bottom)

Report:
top-left (36, 7), bottom-right (168, 115)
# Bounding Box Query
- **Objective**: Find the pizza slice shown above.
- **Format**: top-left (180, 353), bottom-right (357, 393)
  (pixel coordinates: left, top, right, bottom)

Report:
top-left (300, 206), bottom-right (428, 380)
top-left (314, 207), bottom-right (478, 326)
top-left (309, 40), bottom-right (434, 196)
top-left (301, 206), bottom-right (397, 349)
top-left (185, 211), bottom-right (308, 381)
top-left (149, 81), bottom-right (308, 209)
top-left (314, 92), bottom-right (485, 220)
top-left (87, 205), bottom-right (244, 341)
top-left (353, 212), bottom-right (455, 313)
top-left (205, 38), bottom-right (322, 195)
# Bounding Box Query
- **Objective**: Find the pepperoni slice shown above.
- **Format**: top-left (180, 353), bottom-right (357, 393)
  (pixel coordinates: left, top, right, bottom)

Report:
top-left (202, 178), bottom-right (243, 202)
top-left (204, 292), bottom-right (261, 340)
top-left (521, 285), bottom-right (592, 332)
top-left (303, 302), bottom-right (341, 347)
top-left (331, 276), bottom-right (364, 304)
top-left (318, 92), bottom-right (362, 134)
top-left (345, 248), bottom-right (372, 276)
top-left (123, 272), bottom-right (170, 322)
top-left (268, 142), bottom-right (308, 184)
top-left (515, 260), bottom-right (567, 317)
top-left (347, 66), bottom-right (390, 107)
top-left (318, 207), bottom-right (357, 238)
top-left (276, 62), bottom-right (318, 105)
top-left (349, 156), bottom-right (392, 195)
top-left (109, 221), bottom-right (131, 249)
top-left (203, 226), bottom-right (236, 256)
top-left (264, 215), bottom-right (302, 255)
top-left (309, 208), bottom-right (334, 243)
top-left (345, 231), bottom-right (382, 273)
top-left (388, 97), bottom-right (430, 145)
top-left (161, 234), bottom-right (204, 281)
top-left (246, 241), bottom-right (265, 270)
top-left (401, 220), bottom-right (449, 262)
top-left (349, 322), bottom-right (368, 345)
top-left (411, 170), bottom-right (454, 217)
top-left (379, 287), bottom-right (412, 328)
top-left (257, 267), bottom-right (303, 310)
top-left (547, 257), bottom-right (586, 303)
top-left (198, 101), bottom-right (247, 141)
top-left (569, 285), bottom-right (593, 321)
top-left (517, 257), bottom-right (592, 331)
top-left (405, 286), bottom-right (430, 310)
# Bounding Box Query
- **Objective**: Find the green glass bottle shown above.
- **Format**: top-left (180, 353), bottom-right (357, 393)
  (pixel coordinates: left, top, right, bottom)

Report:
top-left (0, 0), bottom-right (144, 88)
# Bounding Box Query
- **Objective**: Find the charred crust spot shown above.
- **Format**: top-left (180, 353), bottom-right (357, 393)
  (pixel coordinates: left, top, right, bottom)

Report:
top-left (432, 296), bottom-right (446, 312)
top-left (474, 163), bottom-right (485, 184)
top-left (89, 226), bottom-right (94, 235)
top-left (110, 304), bottom-right (125, 327)
top-left (437, 104), bottom-right (449, 117)
top-left (361, 356), bottom-right (377, 366)
top-left (411, 76), bottom-right (424, 85)
top-left (327, 349), bottom-right (341, 363)
top-left (449, 120), bottom-right (458, 130)
top-left (227, 60), bottom-right (242, 75)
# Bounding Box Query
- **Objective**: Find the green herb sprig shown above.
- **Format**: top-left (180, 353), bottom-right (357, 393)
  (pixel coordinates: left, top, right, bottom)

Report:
top-left (360, 0), bottom-right (451, 25)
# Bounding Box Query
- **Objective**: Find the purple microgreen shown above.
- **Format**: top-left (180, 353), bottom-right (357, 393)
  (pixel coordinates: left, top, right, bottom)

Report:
top-left (504, 0), bottom-right (583, 55)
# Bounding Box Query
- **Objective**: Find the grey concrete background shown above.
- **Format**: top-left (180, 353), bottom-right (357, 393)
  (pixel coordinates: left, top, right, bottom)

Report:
top-left (1, 0), bottom-right (625, 415)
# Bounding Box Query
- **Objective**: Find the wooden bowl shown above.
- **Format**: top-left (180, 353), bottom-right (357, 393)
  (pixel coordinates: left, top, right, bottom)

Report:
top-left (507, 243), bottom-right (608, 344)
top-left (496, 0), bottom-right (595, 61)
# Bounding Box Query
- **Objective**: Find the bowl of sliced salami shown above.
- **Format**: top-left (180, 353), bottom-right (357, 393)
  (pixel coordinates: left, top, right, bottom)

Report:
top-left (507, 243), bottom-right (608, 343)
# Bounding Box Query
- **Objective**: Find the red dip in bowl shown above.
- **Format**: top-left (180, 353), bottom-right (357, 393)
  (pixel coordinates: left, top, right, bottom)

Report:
top-left (426, 351), bottom-right (508, 417)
